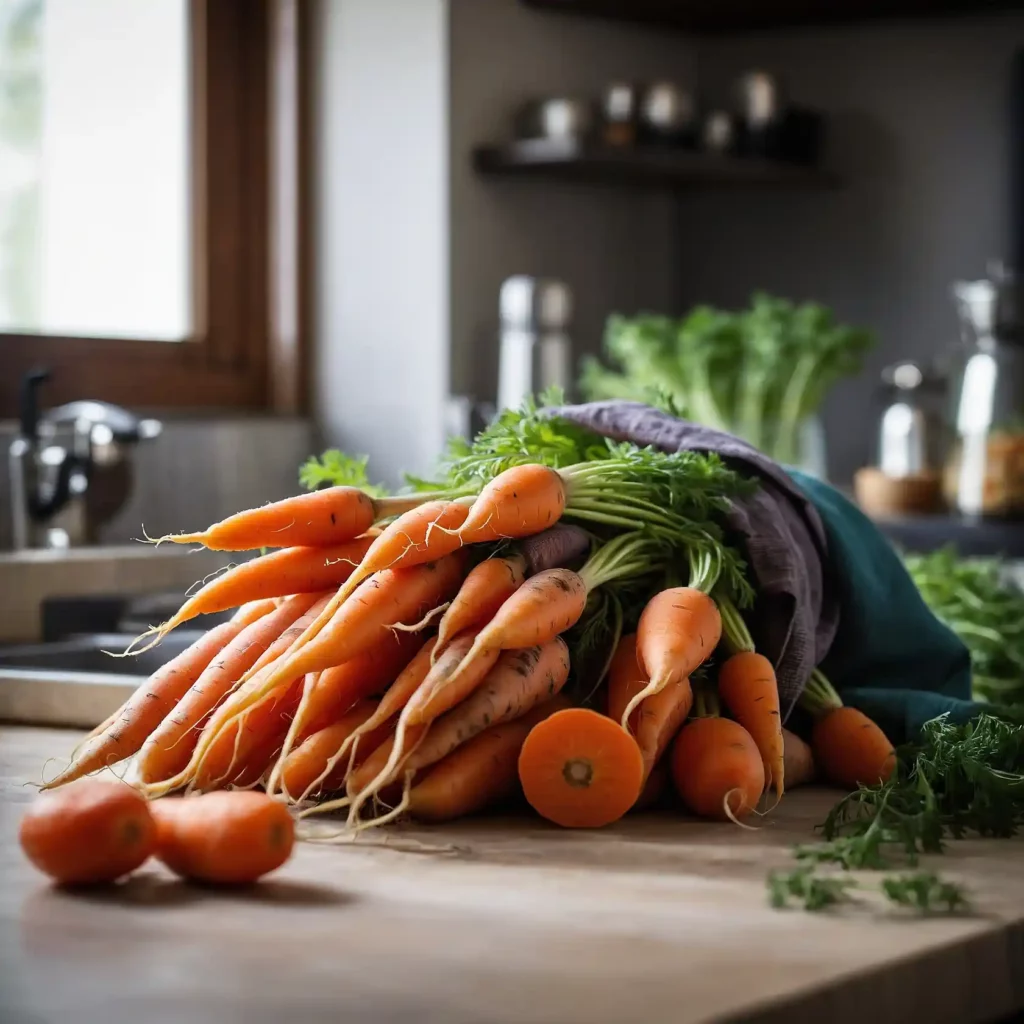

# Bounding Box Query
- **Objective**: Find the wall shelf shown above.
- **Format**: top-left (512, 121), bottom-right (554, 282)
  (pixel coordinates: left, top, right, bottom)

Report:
top-left (472, 141), bottom-right (838, 191)
top-left (521, 0), bottom-right (1023, 35)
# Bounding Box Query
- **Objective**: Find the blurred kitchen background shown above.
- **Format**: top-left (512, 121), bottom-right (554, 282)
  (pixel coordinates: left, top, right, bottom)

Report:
top-left (3, 0), bottom-right (1024, 560)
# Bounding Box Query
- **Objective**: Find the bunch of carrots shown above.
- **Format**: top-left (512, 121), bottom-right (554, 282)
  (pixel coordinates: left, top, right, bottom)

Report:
top-left (36, 407), bottom-right (897, 842)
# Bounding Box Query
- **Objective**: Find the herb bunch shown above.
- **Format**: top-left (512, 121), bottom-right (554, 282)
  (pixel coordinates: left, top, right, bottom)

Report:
top-left (770, 712), bottom-right (1024, 913)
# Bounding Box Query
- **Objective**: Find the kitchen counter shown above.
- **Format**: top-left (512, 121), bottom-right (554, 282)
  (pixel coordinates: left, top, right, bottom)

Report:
top-left (2, 727), bottom-right (1023, 1024)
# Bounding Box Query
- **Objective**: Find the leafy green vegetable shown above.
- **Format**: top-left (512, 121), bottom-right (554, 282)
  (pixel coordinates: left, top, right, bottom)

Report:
top-left (770, 712), bottom-right (1024, 914)
top-left (904, 547), bottom-right (1024, 707)
top-left (298, 451), bottom-right (386, 497)
top-left (580, 294), bottom-right (874, 464)
top-left (768, 867), bottom-right (969, 914)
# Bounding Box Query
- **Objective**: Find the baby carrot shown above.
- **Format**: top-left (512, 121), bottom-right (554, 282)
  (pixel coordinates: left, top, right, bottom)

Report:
top-left (151, 791), bottom-right (294, 884)
top-left (458, 464), bottom-right (566, 544)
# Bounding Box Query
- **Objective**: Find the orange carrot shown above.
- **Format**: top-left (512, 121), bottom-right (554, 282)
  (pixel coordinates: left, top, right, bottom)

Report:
top-left (345, 728), bottom-right (426, 807)
top-left (633, 760), bottom-right (669, 812)
top-left (232, 553), bottom-right (464, 726)
top-left (191, 673), bottom-right (306, 791)
top-left (428, 568), bottom-right (587, 719)
top-left (606, 632), bottom-right (692, 783)
top-left (434, 554), bottom-right (527, 658)
top-left (290, 501), bottom-right (469, 649)
top-left (126, 536), bottom-right (375, 651)
top-left (408, 696), bottom-right (571, 822)
top-left (279, 701), bottom-right (393, 800)
top-left (151, 791), bottom-right (294, 884)
top-left (354, 639), bottom-right (572, 799)
top-left (717, 651), bottom-right (785, 797)
top-left (458, 464), bottom-right (566, 544)
top-left (670, 709), bottom-right (764, 824)
top-left (263, 628), bottom-right (423, 795)
top-left (518, 707), bottom-right (644, 828)
top-left (20, 780), bottom-right (157, 885)
top-left (781, 728), bottom-right (816, 790)
top-left (41, 603), bottom-right (277, 790)
top-left (813, 708), bottom-right (895, 789)
top-left (293, 629), bottom-right (423, 741)
top-left (164, 555), bottom-right (464, 794)
top-left (301, 638), bottom-right (437, 801)
top-left (342, 630), bottom-right (502, 818)
top-left (134, 593), bottom-right (325, 786)
top-left (153, 486), bottom-right (380, 550)
top-left (800, 670), bottom-right (895, 789)
top-left (623, 587), bottom-right (721, 728)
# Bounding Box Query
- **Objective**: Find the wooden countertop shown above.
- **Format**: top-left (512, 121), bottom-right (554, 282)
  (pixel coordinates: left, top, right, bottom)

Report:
top-left (3, 727), bottom-right (1023, 1024)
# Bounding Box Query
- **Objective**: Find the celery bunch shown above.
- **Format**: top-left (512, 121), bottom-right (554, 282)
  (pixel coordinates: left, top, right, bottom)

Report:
top-left (580, 293), bottom-right (874, 465)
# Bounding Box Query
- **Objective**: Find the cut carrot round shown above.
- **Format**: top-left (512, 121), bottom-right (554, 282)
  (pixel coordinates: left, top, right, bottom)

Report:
top-left (518, 708), bottom-right (644, 828)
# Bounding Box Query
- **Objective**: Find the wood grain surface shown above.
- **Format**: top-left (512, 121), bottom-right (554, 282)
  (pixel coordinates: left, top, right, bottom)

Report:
top-left (2, 726), bottom-right (1023, 1024)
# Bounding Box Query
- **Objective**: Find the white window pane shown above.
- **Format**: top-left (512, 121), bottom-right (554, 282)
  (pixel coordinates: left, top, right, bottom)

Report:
top-left (0, 0), bottom-right (190, 340)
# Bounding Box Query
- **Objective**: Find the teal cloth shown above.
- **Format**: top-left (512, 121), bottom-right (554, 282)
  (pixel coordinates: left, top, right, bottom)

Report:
top-left (786, 470), bottom-right (980, 744)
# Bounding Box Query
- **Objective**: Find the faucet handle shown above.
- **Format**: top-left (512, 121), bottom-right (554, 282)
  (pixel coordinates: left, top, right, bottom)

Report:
top-left (19, 367), bottom-right (51, 442)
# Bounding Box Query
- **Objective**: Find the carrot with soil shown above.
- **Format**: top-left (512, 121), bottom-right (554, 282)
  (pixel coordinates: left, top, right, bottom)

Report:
top-left (431, 531), bottom-right (670, 728)
top-left (518, 707), bottom-right (644, 828)
top-left (42, 601), bottom-right (279, 790)
top-left (133, 593), bottom-right (327, 787)
top-left (800, 670), bottom-right (896, 789)
top-left (408, 696), bottom-right (572, 822)
top-left (433, 553), bottom-right (527, 658)
top-left (348, 638), bottom-right (572, 803)
top-left (339, 629), bottom-right (504, 821)
top-left (670, 683), bottom-right (764, 825)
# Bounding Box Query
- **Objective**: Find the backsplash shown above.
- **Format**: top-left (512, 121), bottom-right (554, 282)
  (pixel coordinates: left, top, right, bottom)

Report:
top-left (0, 417), bottom-right (316, 550)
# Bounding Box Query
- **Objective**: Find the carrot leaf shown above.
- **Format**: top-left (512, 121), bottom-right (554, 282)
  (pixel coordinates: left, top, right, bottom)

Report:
top-left (299, 451), bottom-right (386, 496)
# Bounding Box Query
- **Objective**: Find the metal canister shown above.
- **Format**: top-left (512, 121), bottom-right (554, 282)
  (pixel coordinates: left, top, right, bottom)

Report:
top-left (497, 276), bottom-right (573, 413)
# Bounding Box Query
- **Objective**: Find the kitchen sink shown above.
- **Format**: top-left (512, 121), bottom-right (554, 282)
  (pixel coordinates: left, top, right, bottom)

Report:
top-left (0, 632), bottom-right (203, 729)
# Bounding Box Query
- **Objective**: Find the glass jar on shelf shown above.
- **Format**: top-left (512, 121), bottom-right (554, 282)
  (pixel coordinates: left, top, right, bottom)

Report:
top-left (944, 264), bottom-right (1024, 518)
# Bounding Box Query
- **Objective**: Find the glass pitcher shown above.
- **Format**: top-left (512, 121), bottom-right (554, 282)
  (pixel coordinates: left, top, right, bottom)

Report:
top-left (944, 264), bottom-right (1024, 517)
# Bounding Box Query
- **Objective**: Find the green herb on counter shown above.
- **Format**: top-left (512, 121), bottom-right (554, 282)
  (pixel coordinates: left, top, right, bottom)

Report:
top-left (770, 712), bottom-right (1024, 914)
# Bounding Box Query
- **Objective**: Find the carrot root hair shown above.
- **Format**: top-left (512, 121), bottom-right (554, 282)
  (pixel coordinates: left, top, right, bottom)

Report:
top-left (619, 679), bottom-right (663, 731)
top-left (722, 788), bottom-right (759, 831)
top-left (388, 601), bottom-right (450, 633)
top-left (351, 774), bottom-right (412, 833)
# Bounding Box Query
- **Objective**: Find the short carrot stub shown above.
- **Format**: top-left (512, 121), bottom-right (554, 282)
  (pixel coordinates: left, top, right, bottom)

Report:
top-left (518, 708), bottom-right (644, 828)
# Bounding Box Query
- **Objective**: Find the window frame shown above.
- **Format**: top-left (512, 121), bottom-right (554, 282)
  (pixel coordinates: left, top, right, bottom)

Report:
top-left (0, 0), bottom-right (309, 417)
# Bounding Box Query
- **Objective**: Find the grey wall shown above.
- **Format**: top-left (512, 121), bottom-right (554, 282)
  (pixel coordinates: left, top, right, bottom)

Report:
top-left (684, 15), bottom-right (1024, 483)
top-left (448, 0), bottom-right (694, 402)
top-left (311, 0), bottom-right (449, 486)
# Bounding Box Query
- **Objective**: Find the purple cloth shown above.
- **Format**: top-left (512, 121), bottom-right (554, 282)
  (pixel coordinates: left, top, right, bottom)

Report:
top-left (549, 401), bottom-right (840, 715)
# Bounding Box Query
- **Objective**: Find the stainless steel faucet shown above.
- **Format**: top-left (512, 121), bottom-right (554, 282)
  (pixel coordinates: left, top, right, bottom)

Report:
top-left (8, 369), bottom-right (163, 550)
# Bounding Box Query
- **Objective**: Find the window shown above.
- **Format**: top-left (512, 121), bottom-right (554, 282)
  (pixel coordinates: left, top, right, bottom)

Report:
top-left (0, 0), bottom-right (308, 416)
